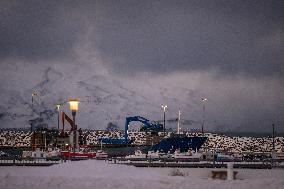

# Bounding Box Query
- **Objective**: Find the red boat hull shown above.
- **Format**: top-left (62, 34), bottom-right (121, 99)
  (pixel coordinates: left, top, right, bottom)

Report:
top-left (61, 151), bottom-right (96, 159)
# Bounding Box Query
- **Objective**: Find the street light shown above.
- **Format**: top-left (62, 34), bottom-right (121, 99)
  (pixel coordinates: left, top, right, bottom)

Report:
top-left (272, 123), bottom-right (276, 158)
top-left (65, 143), bottom-right (70, 161)
top-left (201, 98), bottom-right (208, 134)
top-left (32, 92), bottom-right (37, 101)
top-left (56, 104), bottom-right (61, 131)
top-left (161, 105), bottom-right (168, 135)
top-left (68, 99), bottom-right (79, 151)
top-left (31, 92), bottom-right (37, 118)
top-left (30, 92), bottom-right (38, 137)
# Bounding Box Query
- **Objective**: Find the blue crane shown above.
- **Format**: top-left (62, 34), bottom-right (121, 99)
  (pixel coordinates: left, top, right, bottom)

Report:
top-left (124, 116), bottom-right (163, 141)
top-left (99, 116), bottom-right (163, 145)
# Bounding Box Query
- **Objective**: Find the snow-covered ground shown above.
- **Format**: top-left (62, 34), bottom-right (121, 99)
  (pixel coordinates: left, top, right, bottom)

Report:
top-left (0, 160), bottom-right (284, 189)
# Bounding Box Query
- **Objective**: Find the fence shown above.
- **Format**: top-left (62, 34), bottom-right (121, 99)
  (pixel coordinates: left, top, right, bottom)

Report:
top-left (109, 157), bottom-right (284, 169)
top-left (0, 157), bottom-right (64, 166)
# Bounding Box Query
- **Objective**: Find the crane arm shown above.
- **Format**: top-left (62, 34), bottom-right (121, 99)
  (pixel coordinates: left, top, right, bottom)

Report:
top-left (61, 112), bottom-right (75, 133)
top-left (124, 116), bottom-right (163, 140)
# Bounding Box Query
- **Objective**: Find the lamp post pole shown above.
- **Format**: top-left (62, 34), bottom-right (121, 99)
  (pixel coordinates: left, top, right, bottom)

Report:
top-left (272, 123), bottom-right (276, 157)
top-left (177, 109), bottom-right (181, 134)
top-left (201, 98), bottom-right (207, 134)
top-left (72, 111), bottom-right (76, 152)
top-left (55, 104), bottom-right (61, 148)
top-left (68, 99), bottom-right (79, 157)
top-left (162, 105), bottom-right (168, 136)
top-left (56, 105), bottom-right (61, 131)
top-left (31, 92), bottom-right (37, 132)
top-left (31, 92), bottom-right (37, 151)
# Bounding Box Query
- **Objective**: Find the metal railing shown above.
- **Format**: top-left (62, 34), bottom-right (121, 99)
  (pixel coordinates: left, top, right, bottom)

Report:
top-left (0, 157), bottom-right (64, 166)
top-left (108, 157), bottom-right (284, 169)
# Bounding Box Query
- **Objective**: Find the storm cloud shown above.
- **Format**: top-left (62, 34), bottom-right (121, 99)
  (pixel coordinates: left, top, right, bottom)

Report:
top-left (1, 0), bottom-right (283, 77)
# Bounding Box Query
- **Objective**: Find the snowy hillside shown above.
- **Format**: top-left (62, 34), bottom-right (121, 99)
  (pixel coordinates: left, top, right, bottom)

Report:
top-left (1, 58), bottom-right (282, 133)
top-left (0, 60), bottom-right (210, 131)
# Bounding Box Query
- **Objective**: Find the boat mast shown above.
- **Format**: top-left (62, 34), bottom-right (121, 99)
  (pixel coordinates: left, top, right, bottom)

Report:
top-left (177, 109), bottom-right (181, 134)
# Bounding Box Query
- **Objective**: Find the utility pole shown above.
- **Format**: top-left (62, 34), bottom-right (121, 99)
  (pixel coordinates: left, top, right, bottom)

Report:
top-left (272, 123), bottom-right (275, 153)
top-left (201, 98), bottom-right (207, 134)
top-left (31, 92), bottom-right (37, 132)
top-left (56, 105), bottom-right (61, 131)
top-left (55, 104), bottom-right (61, 148)
top-left (177, 109), bottom-right (181, 134)
top-left (162, 105), bottom-right (168, 136)
top-left (31, 92), bottom-right (37, 151)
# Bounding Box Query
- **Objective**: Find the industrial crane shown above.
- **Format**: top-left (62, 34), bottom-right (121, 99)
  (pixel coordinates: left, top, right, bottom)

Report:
top-left (61, 112), bottom-right (75, 132)
top-left (100, 116), bottom-right (163, 145)
top-left (124, 116), bottom-right (163, 140)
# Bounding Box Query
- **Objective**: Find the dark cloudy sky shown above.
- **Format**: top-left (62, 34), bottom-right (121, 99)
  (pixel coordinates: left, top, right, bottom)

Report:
top-left (0, 0), bottom-right (283, 132)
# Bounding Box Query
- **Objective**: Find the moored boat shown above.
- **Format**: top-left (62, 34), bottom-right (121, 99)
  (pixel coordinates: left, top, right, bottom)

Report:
top-left (172, 148), bottom-right (202, 161)
top-left (216, 153), bottom-right (234, 162)
top-left (125, 150), bottom-right (147, 160)
top-left (95, 150), bottom-right (108, 160)
top-left (60, 147), bottom-right (96, 160)
top-left (147, 150), bottom-right (167, 159)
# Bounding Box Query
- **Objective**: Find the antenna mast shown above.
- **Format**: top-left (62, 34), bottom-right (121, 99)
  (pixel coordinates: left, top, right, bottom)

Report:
top-left (177, 109), bottom-right (181, 134)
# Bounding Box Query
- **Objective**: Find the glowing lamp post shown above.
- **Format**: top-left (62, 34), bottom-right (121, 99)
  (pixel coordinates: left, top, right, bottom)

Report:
top-left (68, 99), bottom-right (79, 150)
top-left (69, 100), bottom-right (79, 113)
top-left (162, 105), bottom-right (168, 135)
top-left (201, 98), bottom-right (208, 134)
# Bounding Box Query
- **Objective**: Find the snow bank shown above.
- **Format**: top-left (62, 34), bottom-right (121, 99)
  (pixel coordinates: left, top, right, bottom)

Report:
top-left (0, 160), bottom-right (284, 189)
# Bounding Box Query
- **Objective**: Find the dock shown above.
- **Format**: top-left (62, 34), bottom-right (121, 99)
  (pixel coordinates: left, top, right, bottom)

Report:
top-left (0, 159), bottom-right (63, 166)
top-left (109, 158), bottom-right (275, 169)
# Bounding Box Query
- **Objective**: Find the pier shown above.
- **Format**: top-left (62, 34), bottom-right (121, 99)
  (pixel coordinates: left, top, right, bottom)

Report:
top-left (109, 158), bottom-right (284, 169)
top-left (0, 158), bottom-right (63, 166)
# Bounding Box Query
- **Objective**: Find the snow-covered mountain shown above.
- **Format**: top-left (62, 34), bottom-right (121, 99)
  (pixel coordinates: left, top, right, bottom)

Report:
top-left (0, 59), bottom-right (211, 131)
top-left (1, 56), bottom-right (283, 133)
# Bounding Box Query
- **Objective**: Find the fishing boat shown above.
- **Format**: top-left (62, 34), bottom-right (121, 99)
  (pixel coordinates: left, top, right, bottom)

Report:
top-left (100, 114), bottom-right (208, 154)
top-left (147, 150), bottom-right (167, 159)
top-left (216, 153), bottom-right (234, 162)
top-left (60, 147), bottom-right (96, 160)
top-left (95, 150), bottom-right (108, 160)
top-left (172, 148), bottom-right (202, 161)
top-left (46, 148), bottom-right (61, 161)
top-left (125, 150), bottom-right (147, 160)
top-left (150, 133), bottom-right (207, 153)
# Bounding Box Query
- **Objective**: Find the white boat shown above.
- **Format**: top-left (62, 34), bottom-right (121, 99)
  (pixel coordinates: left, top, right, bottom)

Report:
top-left (0, 151), bottom-right (7, 157)
top-left (46, 148), bottom-right (61, 160)
top-left (147, 150), bottom-right (167, 159)
top-left (172, 149), bottom-right (202, 161)
top-left (147, 150), bottom-right (159, 159)
top-left (96, 150), bottom-right (108, 160)
top-left (216, 153), bottom-right (234, 162)
top-left (232, 153), bottom-right (243, 162)
top-left (125, 150), bottom-right (147, 160)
